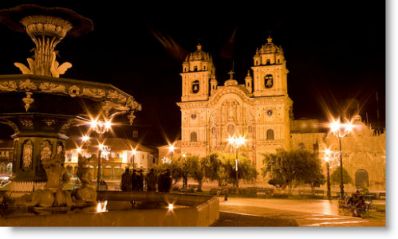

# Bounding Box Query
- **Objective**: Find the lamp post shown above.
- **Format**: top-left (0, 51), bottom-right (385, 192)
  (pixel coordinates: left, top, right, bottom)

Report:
top-left (227, 135), bottom-right (246, 189)
top-left (168, 144), bottom-right (175, 161)
top-left (323, 148), bottom-right (332, 200)
top-left (329, 119), bottom-right (354, 199)
top-left (131, 149), bottom-right (137, 170)
top-left (88, 117), bottom-right (112, 191)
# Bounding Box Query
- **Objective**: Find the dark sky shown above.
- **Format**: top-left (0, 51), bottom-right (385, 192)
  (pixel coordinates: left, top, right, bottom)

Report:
top-left (0, 0), bottom-right (385, 145)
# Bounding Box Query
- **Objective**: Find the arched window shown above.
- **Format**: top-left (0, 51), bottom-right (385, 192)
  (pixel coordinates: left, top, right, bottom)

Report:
top-left (192, 80), bottom-right (200, 93)
top-left (266, 59), bottom-right (270, 65)
top-left (355, 169), bottom-right (369, 189)
top-left (194, 66), bottom-right (198, 71)
top-left (190, 132), bottom-right (197, 142)
top-left (266, 129), bottom-right (274, 140)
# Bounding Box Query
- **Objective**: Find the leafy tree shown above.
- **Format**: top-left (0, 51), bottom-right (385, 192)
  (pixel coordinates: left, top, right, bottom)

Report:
top-left (154, 160), bottom-right (183, 185)
top-left (202, 153), bottom-right (224, 186)
top-left (180, 155), bottom-right (202, 191)
top-left (331, 167), bottom-right (352, 185)
top-left (188, 156), bottom-right (204, 192)
top-left (262, 149), bottom-right (325, 194)
top-left (219, 153), bottom-right (257, 187)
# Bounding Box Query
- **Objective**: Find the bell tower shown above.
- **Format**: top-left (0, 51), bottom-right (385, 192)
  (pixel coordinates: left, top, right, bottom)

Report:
top-left (252, 36), bottom-right (288, 97)
top-left (181, 44), bottom-right (215, 102)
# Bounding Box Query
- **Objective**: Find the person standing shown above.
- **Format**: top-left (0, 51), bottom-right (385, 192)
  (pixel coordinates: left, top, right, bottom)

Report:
top-left (146, 168), bottom-right (157, 192)
top-left (120, 167), bottom-right (130, 191)
top-left (137, 169), bottom-right (144, 191)
top-left (131, 169), bottom-right (138, 191)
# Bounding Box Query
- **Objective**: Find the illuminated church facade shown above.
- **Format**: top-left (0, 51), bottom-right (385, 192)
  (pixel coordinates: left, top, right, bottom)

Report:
top-left (177, 37), bottom-right (292, 172)
top-left (176, 36), bottom-right (385, 191)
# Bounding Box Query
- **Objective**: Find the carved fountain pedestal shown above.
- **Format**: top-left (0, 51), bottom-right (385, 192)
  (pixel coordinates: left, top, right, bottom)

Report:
top-left (1, 113), bottom-right (73, 197)
top-left (0, 4), bottom-right (141, 212)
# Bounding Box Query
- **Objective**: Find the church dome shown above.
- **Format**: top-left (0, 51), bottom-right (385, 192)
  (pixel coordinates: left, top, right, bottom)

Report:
top-left (185, 43), bottom-right (211, 62)
top-left (258, 36), bottom-right (283, 54)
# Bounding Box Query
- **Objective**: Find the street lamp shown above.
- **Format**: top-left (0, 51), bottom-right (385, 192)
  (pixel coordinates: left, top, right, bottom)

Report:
top-left (329, 118), bottom-right (354, 199)
top-left (323, 148), bottom-right (333, 200)
top-left (131, 148), bottom-right (137, 170)
top-left (88, 117), bottom-right (113, 191)
top-left (168, 144), bottom-right (175, 161)
top-left (227, 135), bottom-right (246, 189)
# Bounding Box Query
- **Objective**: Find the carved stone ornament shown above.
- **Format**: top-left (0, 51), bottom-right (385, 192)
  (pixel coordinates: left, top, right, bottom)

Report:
top-left (68, 85), bottom-right (80, 97)
top-left (39, 82), bottom-right (66, 93)
top-left (107, 90), bottom-right (127, 103)
top-left (40, 141), bottom-right (52, 162)
top-left (20, 118), bottom-right (34, 129)
top-left (22, 92), bottom-right (34, 111)
top-left (22, 140), bottom-right (33, 168)
top-left (82, 87), bottom-right (106, 98)
top-left (19, 79), bottom-right (37, 91)
top-left (0, 80), bottom-right (18, 92)
top-left (43, 119), bottom-right (56, 127)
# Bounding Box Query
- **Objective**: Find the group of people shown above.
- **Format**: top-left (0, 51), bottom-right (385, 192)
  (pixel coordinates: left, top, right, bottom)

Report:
top-left (120, 168), bottom-right (172, 193)
top-left (346, 190), bottom-right (370, 217)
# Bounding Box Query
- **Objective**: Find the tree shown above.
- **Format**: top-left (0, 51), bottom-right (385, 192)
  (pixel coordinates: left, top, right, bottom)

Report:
top-left (188, 156), bottom-right (204, 192)
top-left (220, 153), bottom-right (257, 186)
top-left (202, 153), bottom-right (224, 186)
top-left (262, 149), bottom-right (325, 194)
top-left (331, 167), bottom-right (352, 185)
top-left (154, 160), bottom-right (183, 185)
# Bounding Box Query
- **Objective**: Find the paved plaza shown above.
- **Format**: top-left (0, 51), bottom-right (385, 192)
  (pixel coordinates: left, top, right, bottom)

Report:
top-left (213, 197), bottom-right (385, 227)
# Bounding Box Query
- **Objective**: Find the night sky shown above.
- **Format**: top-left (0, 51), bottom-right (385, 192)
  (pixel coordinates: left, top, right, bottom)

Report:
top-left (0, 0), bottom-right (385, 146)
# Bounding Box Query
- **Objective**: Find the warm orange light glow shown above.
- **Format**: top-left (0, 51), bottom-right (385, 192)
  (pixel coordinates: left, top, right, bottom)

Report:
top-left (89, 119), bottom-right (98, 129)
top-left (96, 200), bottom-right (108, 213)
top-left (81, 135), bottom-right (90, 142)
top-left (132, 149), bottom-right (137, 155)
top-left (168, 144), bottom-right (175, 153)
top-left (168, 203), bottom-right (174, 211)
top-left (76, 147), bottom-right (82, 153)
top-left (329, 119), bottom-right (341, 133)
top-left (104, 119), bottom-right (112, 130)
top-left (329, 118), bottom-right (355, 137)
top-left (227, 135), bottom-right (247, 148)
top-left (323, 148), bottom-right (332, 162)
top-left (344, 122), bottom-right (354, 132)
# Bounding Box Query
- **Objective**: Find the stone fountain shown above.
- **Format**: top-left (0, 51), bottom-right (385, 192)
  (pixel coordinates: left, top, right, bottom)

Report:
top-left (0, 4), bottom-right (141, 211)
top-left (0, 5), bottom-right (219, 226)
